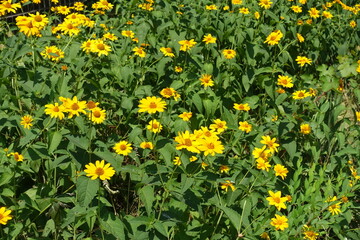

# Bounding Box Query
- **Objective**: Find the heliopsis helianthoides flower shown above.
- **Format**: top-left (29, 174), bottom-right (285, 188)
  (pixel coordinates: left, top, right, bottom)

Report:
top-left (113, 140), bottom-right (132, 155)
top-left (103, 32), bottom-right (118, 41)
top-left (349, 20), bottom-right (356, 28)
top-left (238, 121), bottom-right (252, 133)
top-left (44, 102), bottom-right (66, 120)
top-left (0, 0), bottom-right (21, 16)
top-left (328, 202), bottom-right (342, 215)
top-left (233, 103), bottom-right (251, 111)
top-left (274, 164), bottom-right (289, 180)
top-left (0, 206), bottom-right (12, 225)
top-left (356, 112), bottom-right (360, 121)
top-left (178, 39), bottom-right (197, 52)
top-left (232, 0), bottom-right (242, 5)
top-left (299, 0), bottom-right (306, 4)
top-left (264, 30), bottom-right (283, 45)
top-left (189, 156), bottom-right (198, 162)
top-left (84, 160), bottom-right (115, 180)
top-left (54, 5), bottom-right (71, 15)
top-left (174, 131), bottom-right (200, 153)
top-left (140, 141), bottom-right (154, 150)
top-left (222, 49), bottom-right (236, 59)
top-left (73, 2), bottom-right (85, 11)
top-left (209, 119), bottom-right (228, 133)
top-left (179, 112), bottom-right (192, 121)
top-left (160, 87), bottom-right (178, 100)
top-left (138, 96), bottom-right (166, 114)
top-left (252, 145), bottom-right (272, 161)
top-left (16, 16), bottom-right (41, 36)
top-left (90, 39), bottom-right (111, 56)
top-left (194, 127), bottom-right (218, 139)
top-left (121, 30), bottom-right (135, 38)
top-left (270, 214), bottom-right (288, 231)
top-left (276, 88), bottom-right (285, 94)
top-left (88, 107), bottom-right (106, 124)
top-left (291, 5), bottom-right (302, 13)
top-left (160, 47), bottom-right (175, 57)
top-left (174, 66), bottom-right (183, 72)
top-left (205, 4), bottom-right (217, 10)
top-left (147, 119), bottom-right (163, 133)
top-left (62, 96), bottom-right (87, 118)
top-left (292, 90), bottom-right (310, 100)
top-left (266, 191), bottom-right (287, 210)
top-left (258, 0), bottom-right (272, 9)
top-left (8, 152), bottom-right (24, 162)
top-left (20, 115), bottom-right (33, 129)
top-left (260, 136), bottom-right (280, 153)
top-left (300, 123), bottom-right (311, 134)
top-left (173, 156), bottom-right (181, 166)
top-left (296, 56), bottom-right (312, 66)
top-left (239, 7), bottom-right (249, 14)
top-left (256, 158), bottom-right (271, 171)
top-left (40, 46), bottom-right (65, 62)
top-left (277, 75), bottom-right (294, 88)
top-left (92, 0), bottom-right (113, 11)
top-left (57, 20), bottom-right (81, 36)
top-left (303, 225), bottom-right (319, 240)
top-left (86, 100), bottom-right (99, 110)
top-left (322, 11), bottom-right (333, 19)
top-left (202, 34), bottom-right (217, 44)
top-left (199, 74), bottom-right (214, 87)
top-left (28, 12), bottom-right (48, 28)
top-left (297, 33), bottom-right (305, 42)
top-left (260, 232), bottom-right (270, 240)
top-left (197, 137), bottom-right (224, 156)
top-left (220, 180), bottom-right (236, 192)
top-left (219, 165), bottom-right (230, 174)
top-left (254, 11), bottom-right (260, 19)
top-left (308, 8), bottom-right (320, 18)
top-left (133, 46), bottom-right (146, 58)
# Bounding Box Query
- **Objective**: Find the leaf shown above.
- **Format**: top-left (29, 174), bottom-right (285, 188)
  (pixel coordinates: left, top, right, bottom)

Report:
top-left (48, 131), bottom-right (62, 154)
top-left (282, 139), bottom-right (297, 160)
top-left (217, 205), bottom-right (241, 232)
top-left (99, 210), bottom-right (126, 239)
top-left (139, 185), bottom-right (155, 215)
top-left (66, 135), bottom-right (89, 150)
top-left (76, 176), bottom-right (99, 207)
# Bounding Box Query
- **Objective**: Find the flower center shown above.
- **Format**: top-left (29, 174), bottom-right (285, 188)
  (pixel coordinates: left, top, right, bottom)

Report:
top-left (120, 145), bottom-right (127, 150)
top-left (53, 106), bottom-right (60, 112)
top-left (34, 15), bottom-right (43, 22)
top-left (95, 167), bottom-right (104, 176)
top-left (93, 111), bottom-right (101, 118)
top-left (184, 139), bottom-right (192, 146)
top-left (149, 102), bottom-right (157, 108)
top-left (97, 44), bottom-right (105, 50)
top-left (207, 143), bottom-right (215, 149)
top-left (71, 103), bottom-right (79, 110)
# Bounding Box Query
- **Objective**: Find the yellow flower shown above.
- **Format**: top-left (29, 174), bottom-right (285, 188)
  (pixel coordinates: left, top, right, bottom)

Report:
top-left (308, 8), bottom-right (320, 18)
top-left (291, 5), bottom-right (302, 13)
top-left (264, 30), bottom-right (283, 45)
top-left (238, 121), bottom-right (252, 133)
top-left (202, 34), bottom-right (217, 44)
top-left (147, 119), bottom-right (163, 133)
top-left (173, 156), bottom-right (181, 166)
top-left (133, 47), bottom-right (146, 58)
top-left (121, 30), bottom-right (135, 38)
top-left (303, 229), bottom-right (319, 240)
top-left (297, 33), bottom-right (304, 42)
top-left (220, 180), bottom-right (236, 192)
top-left (40, 46), bottom-right (65, 62)
top-left (239, 7), bottom-right (249, 14)
top-left (103, 32), bottom-right (118, 41)
top-left (174, 131), bottom-right (200, 153)
top-left (273, 164), bottom-right (288, 180)
top-left (113, 140), bottom-right (132, 155)
top-left (178, 39), bottom-right (197, 51)
top-left (0, 207), bottom-right (12, 225)
top-left (90, 39), bottom-right (112, 56)
top-left (232, 0), bottom-right (242, 5)
top-left (44, 102), bottom-right (66, 120)
top-left (356, 112), bottom-right (360, 121)
top-left (219, 165), bottom-right (230, 174)
top-left (233, 103), bottom-right (250, 111)
top-left (328, 202), bottom-right (341, 215)
top-left (84, 160), bottom-right (115, 180)
top-left (57, 20), bottom-right (80, 36)
top-left (254, 11), bottom-right (260, 19)
top-left (293, 90), bottom-right (310, 100)
top-left (299, 0), bottom-right (306, 4)
top-left (8, 152), bottom-right (24, 162)
top-left (300, 123), bottom-right (311, 134)
top-left (189, 156), bottom-right (198, 162)
top-left (322, 11), bottom-right (333, 19)
top-left (29, 12), bottom-right (49, 28)
top-left (140, 141), bottom-right (154, 150)
top-left (209, 119), bottom-right (227, 133)
top-left (178, 112), bottom-right (192, 121)
top-left (349, 20), bottom-right (356, 28)
top-left (260, 232), bottom-right (270, 240)
top-left (199, 74), bottom-right (214, 87)
top-left (160, 87), bottom-right (177, 99)
top-left (258, 0), bottom-right (272, 9)
top-left (222, 49), bottom-right (236, 59)
top-left (205, 5), bottom-right (217, 10)
top-left (197, 137), bottom-right (224, 156)
top-left (0, 0), bottom-right (21, 16)
top-left (20, 115), bottom-right (33, 129)
top-left (138, 96), bottom-right (166, 114)
top-left (201, 161), bottom-right (209, 169)
top-left (277, 75), bottom-right (293, 88)
top-left (256, 158), bottom-right (271, 171)
top-left (174, 66), bottom-right (183, 72)
top-left (270, 214), bottom-right (288, 231)
top-left (63, 96), bottom-right (87, 118)
top-left (260, 136), bottom-right (279, 153)
top-left (16, 16), bottom-right (41, 37)
top-left (159, 47), bottom-right (175, 57)
top-left (267, 191), bottom-right (288, 209)
top-left (88, 107), bottom-right (106, 124)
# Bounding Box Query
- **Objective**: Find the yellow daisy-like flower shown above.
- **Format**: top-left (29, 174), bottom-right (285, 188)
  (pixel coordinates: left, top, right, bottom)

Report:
top-left (254, 11), bottom-right (260, 19)
top-left (103, 32), bottom-right (118, 41)
top-left (300, 123), bottom-right (311, 134)
top-left (140, 141), bottom-right (154, 150)
top-left (40, 46), bottom-right (65, 62)
top-left (291, 5), bottom-right (302, 13)
top-left (202, 34), bottom-right (217, 44)
top-left (20, 115), bottom-right (33, 129)
top-left (238, 121), bottom-right (252, 133)
top-left (252, 145), bottom-right (272, 161)
top-left (266, 191), bottom-right (288, 211)
top-left (174, 130), bottom-right (200, 153)
top-left (133, 47), bottom-right (146, 58)
top-left (303, 225), bottom-right (319, 240)
top-left (205, 5), bottom-right (217, 10)
top-left (270, 214), bottom-right (288, 231)
top-left (222, 49), bottom-right (236, 59)
top-left (220, 180), bottom-right (236, 192)
top-left (239, 7), bottom-right (249, 14)
top-left (160, 87), bottom-right (177, 99)
top-left (273, 164), bottom-right (289, 180)
top-left (113, 140), bottom-right (132, 156)
top-left (297, 33), bottom-right (304, 42)
top-left (308, 8), bottom-right (320, 18)
top-left (232, 0), bottom-right (242, 5)
top-left (293, 90), bottom-right (310, 100)
top-left (44, 102), bottom-right (66, 120)
top-left (174, 66), bottom-right (183, 72)
top-left (277, 75), bottom-right (293, 88)
top-left (160, 47), bottom-right (175, 57)
top-left (173, 156), bottom-right (181, 166)
top-left (349, 20), bottom-right (356, 28)
top-left (147, 119), bottom-right (163, 133)
top-left (178, 112), bottom-right (192, 121)
top-left (328, 202), bottom-right (341, 215)
top-left (260, 136), bottom-right (280, 153)
top-left (199, 74), bottom-right (214, 87)
top-left (63, 96), bottom-right (87, 118)
top-left (90, 39), bottom-right (111, 56)
top-left (84, 160), bottom-right (115, 180)
top-left (178, 39), bottom-right (197, 52)
top-left (197, 137), bottom-right (224, 156)
top-left (233, 103), bottom-right (250, 111)
top-left (256, 158), bottom-right (271, 171)
top-left (258, 0), bottom-right (272, 9)
top-left (0, 207), bottom-right (12, 225)
top-left (264, 30), bottom-right (283, 45)
top-left (88, 107), bottom-right (106, 124)
top-left (322, 11), bottom-right (333, 19)
top-left (138, 96), bottom-right (167, 114)
top-left (295, 56), bottom-right (312, 66)
top-left (121, 30), bottom-right (135, 38)
top-left (189, 156), bottom-right (198, 162)
top-left (209, 119), bottom-right (227, 133)
top-left (219, 165), bottom-right (230, 174)
top-left (7, 152), bottom-right (24, 162)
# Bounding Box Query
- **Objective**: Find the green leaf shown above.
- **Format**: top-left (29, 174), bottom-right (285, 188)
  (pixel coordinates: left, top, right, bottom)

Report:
top-left (217, 205), bottom-right (241, 232)
top-left (76, 176), bottom-right (99, 207)
top-left (139, 185), bottom-right (155, 215)
top-left (66, 135), bottom-right (89, 150)
top-left (48, 131), bottom-right (62, 154)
